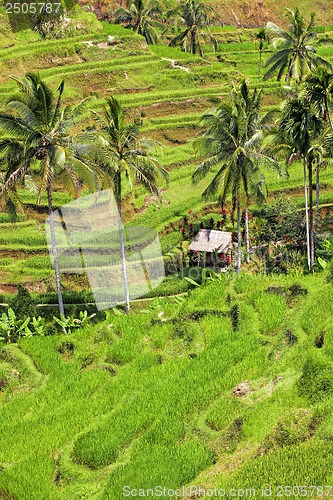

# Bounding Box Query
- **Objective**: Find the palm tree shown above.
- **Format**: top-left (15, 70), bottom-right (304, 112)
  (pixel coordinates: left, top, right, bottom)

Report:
top-left (264, 8), bottom-right (331, 85)
top-left (193, 81), bottom-right (281, 273)
top-left (305, 67), bottom-right (333, 130)
top-left (95, 96), bottom-right (168, 313)
top-left (0, 73), bottom-right (102, 317)
top-left (254, 27), bottom-right (269, 82)
top-left (168, 0), bottom-right (217, 56)
top-left (115, 0), bottom-right (163, 44)
top-left (305, 68), bottom-right (333, 243)
top-left (307, 142), bottom-right (332, 244)
top-left (275, 96), bottom-right (322, 269)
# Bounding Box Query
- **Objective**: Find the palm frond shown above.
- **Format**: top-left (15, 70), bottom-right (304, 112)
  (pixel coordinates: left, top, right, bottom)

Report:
top-left (5, 100), bottom-right (38, 128)
top-left (69, 156), bottom-right (101, 193)
top-left (192, 155), bottom-right (219, 183)
top-left (201, 163), bottom-right (230, 200)
top-left (266, 21), bottom-right (293, 42)
top-left (0, 113), bottom-right (32, 138)
top-left (0, 159), bottom-right (31, 198)
top-left (51, 80), bottom-right (65, 128)
top-left (169, 28), bottom-right (190, 46)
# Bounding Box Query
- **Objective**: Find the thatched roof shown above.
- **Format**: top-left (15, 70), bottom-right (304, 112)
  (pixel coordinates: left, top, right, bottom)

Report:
top-left (188, 229), bottom-right (232, 253)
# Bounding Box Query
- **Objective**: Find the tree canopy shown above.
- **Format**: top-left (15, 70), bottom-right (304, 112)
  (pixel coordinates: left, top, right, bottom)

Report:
top-left (264, 8), bottom-right (332, 84)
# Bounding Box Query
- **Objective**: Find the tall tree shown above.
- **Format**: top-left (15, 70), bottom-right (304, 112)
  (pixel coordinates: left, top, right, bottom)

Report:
top-left (305, 68), bottom-right (333, 242)
top-left (95, 96), bottom-right (168, 313)
top-left (193, 81), bottom-right (281, 273)
top-left (0, 73), bottom-right (102, 317)
top-left (274, 96), bottom-right (322, 268)
top-left (168, 0), bottom-right (217, 56)
top-left (254, 27), bottom-right (269, 82)
top-left (115, 0), bottom-right (163, 44)
top-left (305, 67), bottom-right (333, 130)
top-left (307, 143), bottom-right (332, 243)
top-left (264, 8), bottom-right (331, 85)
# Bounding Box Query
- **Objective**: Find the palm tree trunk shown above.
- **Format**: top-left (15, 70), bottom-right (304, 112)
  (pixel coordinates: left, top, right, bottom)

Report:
top-left (315, 165), bottom-right (320, 239)
top-left (308, 159), bottom-right (314, 268)
top-left (47, 182), bottom-right (65, 319)
top-left (237, 197), bottom-right (242, 274)
top-left (245, 206), bottom-right (250, 263)
top-left (115, 172), bottom-right (130, 314)
top-left (190, 30), bottom-right (195, 54)
top-left (303, 159), bottom-right (311, 271)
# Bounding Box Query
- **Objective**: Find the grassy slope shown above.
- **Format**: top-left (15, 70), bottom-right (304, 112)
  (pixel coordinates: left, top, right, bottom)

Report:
top-left (0, 22), bottom-right (333, 293)
top-left (208, 0), bottom-right (333, 28)
top-left (0, 272), bottom-right (333, 497)
top-left (103, 0), bottom-right (333, 27)
top-left (0, 9), bottom-right (333, 498)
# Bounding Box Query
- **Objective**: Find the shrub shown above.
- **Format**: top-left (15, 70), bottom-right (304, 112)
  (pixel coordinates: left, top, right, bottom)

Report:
top-left (254, 196), bottom-right (305, 244)
top-left (10, 285), bottom-right (36, 319)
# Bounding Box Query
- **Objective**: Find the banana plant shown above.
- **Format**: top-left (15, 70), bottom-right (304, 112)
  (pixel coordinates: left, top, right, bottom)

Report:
top-left (317, 236), bottom-right (333, 269)
top-left (0, 308), bottom-right (30, 343)
top-left (53, 310), bottom-right (96, 334)
top-left (184, 267), bottom-right (208, 287)
top-left (24, 316), bottom-right (46, 337)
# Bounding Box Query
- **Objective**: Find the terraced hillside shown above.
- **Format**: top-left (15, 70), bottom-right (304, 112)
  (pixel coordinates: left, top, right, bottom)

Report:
top-left (201, 0), bottom-right (333, 27)
top-left (1, 22), bottom-right (333, 298)
top-left (1, 271), bottom-right (333, 497)
top-left (1, 7), bottom-right (333, 498)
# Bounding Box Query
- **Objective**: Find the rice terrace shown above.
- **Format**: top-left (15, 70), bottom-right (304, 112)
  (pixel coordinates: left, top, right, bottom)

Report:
top-left (0, 0), bottom-right (333, 497)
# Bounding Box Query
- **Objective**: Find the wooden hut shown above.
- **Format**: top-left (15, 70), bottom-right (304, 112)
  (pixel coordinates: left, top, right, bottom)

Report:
top-left (188, 229), bottom-right (233, 268)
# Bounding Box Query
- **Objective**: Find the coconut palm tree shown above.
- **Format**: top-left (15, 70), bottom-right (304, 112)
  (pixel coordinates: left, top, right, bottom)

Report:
top-left (115, 0), bottom-right (163, 44)
top-left (264, 8), bottom-right (331, 85)
top-left (307, 142), bottom-right (332, 244)
top-left (273, 96), bottom-right (322, 268)
top-left (0, 73), bottom-right (103, 317)
top-left (254, 27), bottom-right (269, 82)
top-left (95, 96), bottom-right (168, 313)
top-left (168, 0), bottom-right (217, 56)
top-left (193, 81), bottom-right (281, 273)
top-left (305, 68), bottom-right (333, 243)
top-left (305, 67), bottom-right (333, 129)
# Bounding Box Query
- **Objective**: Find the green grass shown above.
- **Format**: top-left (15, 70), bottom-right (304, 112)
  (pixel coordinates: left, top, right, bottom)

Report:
top-left (0, 272), bottom-right (332, 496)
top-left (0, 8), bottom-right (333, 499)
top-left (0, 222), bottom-right (46, 246)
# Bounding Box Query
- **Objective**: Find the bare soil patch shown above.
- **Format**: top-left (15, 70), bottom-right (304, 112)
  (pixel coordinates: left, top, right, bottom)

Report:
top-left (148, 128), bottom-right (197, 145)
top-left (141, 97), bottom-right (210, 120)
top-left (0, 284), bottom-right (17, 295)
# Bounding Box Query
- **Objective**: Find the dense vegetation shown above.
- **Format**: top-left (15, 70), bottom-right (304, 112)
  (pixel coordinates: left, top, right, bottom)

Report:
top-left (0, 8), bottom-right (332, 297)
top-left (0, 1), bottom-right (333, 497)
